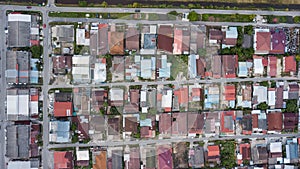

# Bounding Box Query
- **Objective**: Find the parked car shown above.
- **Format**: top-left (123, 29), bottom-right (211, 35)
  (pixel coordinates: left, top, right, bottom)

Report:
top-left (27, 6), bottom-right (32, 9)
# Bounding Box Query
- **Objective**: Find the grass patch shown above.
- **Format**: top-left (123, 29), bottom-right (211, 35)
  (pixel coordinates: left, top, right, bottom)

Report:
top-left (167, 55), bottom-right (188, 80)
top-left (265, 15), bottom-right (292, 23)
top-left (49, 12), bottom-right (133, 19)
top-left (202, 13), bottom-right (255, 22)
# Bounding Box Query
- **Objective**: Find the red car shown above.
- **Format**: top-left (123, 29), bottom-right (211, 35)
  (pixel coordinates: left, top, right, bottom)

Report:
top-left (43, 24), bottom-right (46, 28)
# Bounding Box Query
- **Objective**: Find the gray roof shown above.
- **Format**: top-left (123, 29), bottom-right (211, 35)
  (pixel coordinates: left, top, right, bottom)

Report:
top-left (8, 21), bottom-right (31, 47)
top-left (54, 25), bottom-right (74, 42)
top-left (17, 125), bottom-right (29, 158)
top-left (144, 34), bottom-right (157, 49)
top-left (112, 150), bottom-right (123, 169)
top-left (6, 125), bottom-right (29, 159)
top-left (224, 116), bottom-right (234, 130)
top-left (189, 146), bottom-right (204, 168)
top-left (6, 51), bottom-right (30, 84)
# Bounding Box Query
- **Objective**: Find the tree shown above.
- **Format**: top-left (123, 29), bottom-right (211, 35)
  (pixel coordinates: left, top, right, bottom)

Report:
top-left (168, 11), bottom-right (178, 16)
top-left (187, 11), bottom-right (199, 21)
top-left (30, 45), bottom-right (43, 58)
top-left (101, 1), bottom-right (108, 7)
top-left (295, 55), bottom-right (300, 62)
top-left (257, 102), bottom-right (268, 110)
top-left (78, 0), bottom-right (88, 7)
top-left (285, 100), bottom-right (298, 113)
top-left (132, 2), bottom-right (139, 8)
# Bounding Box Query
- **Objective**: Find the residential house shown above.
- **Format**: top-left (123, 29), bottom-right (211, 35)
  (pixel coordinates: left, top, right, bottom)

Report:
top-left (173, 25), bottom-right (190, 54)
top-left (109, 31), bottom-right (124, 55)
top-left (287, 83), bottom-right (299, 100)
top-left (222, 55), bottom-right (237, 78)
top-left (268, 56), bottom-right (278, 77)
top-left (157, 25), bottom-right (173, 53)
top-left (92, 58), bottom-right (107, 83)
top-left (49, 121), bottom-right (71, 143)
top-left (126, 26), bottom-right (140, 51)
top-left (222, 26), bottom-right (238, 49)
top-left (76, 28), bottom-right (90, 46)
top-left (52, 55), bottom-right (72, 75)
top-left (160, 88), bottom-right (173, 112)
top-left (171, 113), bottom-right (187, 136)
top-left (252, 110), bottom-right (267, 134)
top-left (53, 102), bottom-right (72, 117)
top-left (204, 85), bottom-right (220, 109)
top-left (238, 61), bottom-right (252, 77)
top-left (91, 88), bottom-right (108, 112)
top-left (124, 116), bottom-right (138, 138)
top-left (212, 55), bottom-right (222, 78)
top-left (209, 29), bottom-right (223, 45)
top-left (76, 149), bottom-right (89, 166)
top-left (188, 146), bottom-right (204, 168)
top-left (241, 114), bottom-right (252, 135)
top-left (92, 150), bottom-right (107, 169)
top-left (237, 84), bottom-right (252, 108)
top-left (189, 54), bottom-right (206, 79)
top-left (267, 111), bottom-right (283, 133)
top-left (254, 28), bottom-right (271, 54)
top-left (270, 28), bottom-right (286, 54)
top-left (285, 138), bottom-right (299, 163)
top-left (140, 56), bottom-right (156, 80)
top-left (72, 116), bottom-right (89, 141)
top-left (204, 112), bottom-right (220, 136)
top-left (268, 88), bottom-right (276, 108)
top-left (111, 150), bottom-right (123, 169)
top-left (252, 85), bottom-right (268, 107)
top-left (112, 56), bottom-right (125, 82)
top-left (252, 144), bottom-right (268, 164)
top-left (159, 113), bottom-right (172, 136)
top-left (73, 87), bottom-right (90, 115)
top-left (141, 24), bottom-right (157, 55)
top-left (253, 55), bottom-right (267, 76)
top-left (72, 55), bottom-right (90, 84)
top-left (283, 113), bottom-right (298, 131)
top-left (283, 56), bottom-right (296, 75)
top-left (223, 84), bottom-right (236, 108)
top-left (206, 145), bottom-right (220, 163)
top-left (157, 55), bottom-right (171, 79)
top-left (275, 84), bottom-right (284, 109)
top-left (140, 117), bottom-right (156, 138)
top-left (237, 143), bottom-right (251, 165)
top-left (220, 111), bottom-right (235, 135)
top-left (157, 145), bottom-right (173, 169)
top-left (173, 86), bottom-right (188, 111)
top-left (53, 151), bottom-right (73, 169)
top-left (109, 88), bottom-right (124, 107)
top-left (124, 147), bottom-right (140, 169)
top-left (187, 112), bottom-right (205, 137)
top-left (108, 117), bottom-right (121, 139)
top-left (190, 25), bottom-right (206, 54)
top-left (124, 89), bottom-right (140, 113)
top-left (98, 23), bottom-right (109, 55)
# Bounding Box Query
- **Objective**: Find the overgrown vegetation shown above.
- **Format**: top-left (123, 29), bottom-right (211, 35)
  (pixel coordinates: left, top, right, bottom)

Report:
top-left (202, 13), bottom-right (255, 22)
top-left (284, 99), bottom-right (298, 113)
top-left (257, 102), bottom-right (269, 110)
top-left (188, 11), bottom-right (200, 21)
top-left (30, 45), bottom-right (43, 58)
top-left (215, 140), bottom-right (236, 169)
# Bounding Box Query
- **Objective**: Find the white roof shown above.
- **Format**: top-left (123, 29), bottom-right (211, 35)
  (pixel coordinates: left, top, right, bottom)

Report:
top-left (254, 58), bottom-right (264, 74)
top-left (94, 62), bottom-right (106, 83)
top-left (76, 29), bottom-right (90, 46)
top-left (225, 27), bottom-right (238, 39)
top-left (76, 150), bottom-right (89, 161)
top-left (253, 86), bottom-right (267, 103)
top-left (7, 95), bottom-right (29, 116)
top-left (150, 25), bottom-right (157, 34)
top-left (162, 90), bottom-right (172, 108)
top-left (270, 142), bottom-right (282, 153)
top-left (8, 161), bottom-right (31, 169)
top-left (110, 88), bottom-right (124, 101)
top-left (30, 27), bottom-right (39, 35)
top-left (141, 91), bottom-right (147, 102)
top-left (72, 67), bottom-right (90, 75)
top-left (73, 55), bottom-right (90, 65)
top-left (8, 14), bottom-right (31, 22)
top-left (268, 90), bottom-right (276, 106)
top-left (30, 101), bottom-right (39, 115)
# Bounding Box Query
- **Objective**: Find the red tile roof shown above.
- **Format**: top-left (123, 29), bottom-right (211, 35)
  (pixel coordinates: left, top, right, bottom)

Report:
top-left (140, 126), bottom-right (152, 138)
top-left (171, 113), bottom-right (187, 135)
top-left (174, 87), bottom-right (188, 105)
top-left (54, 102), bottom-right (73, 117)
top-left (129, 89), bottom-right (140, 104)
top-left (173, 29), bottom-right (183, 54)
top-left (109, 32), bottom-right (124, 55)
top-left (224, 85), bottom-right (236, 101)
top-left (256, 32), bottom-right (271, 52)
top-left (158, 25), bottom-right (173, 53)
top-left (220, 111), bottom-right (235, 133)
top-left (222, 55), bottom-right (237, 78)
top-left (207, 145), bottom-right (220, 157)
top-left (212, 55), bottom-right (222, 78)
top-left (159, 113), bottom-right (172, 135)
top-left (196, 58), bottom-right (205, 77)
top-left (267, 112), bottom-right (283, 131)
top-left (284, 56), bottom-right (296, 73)
top-left (268, 56), bottom-right (277, 77)
top-left (252, 114), bottom-right (258, 128)
top-left (188, 113), bottom-right (205, 134)
top-left (93, 151), bottom-right (107, 169)
top-left (157, 145), bottom-right (173, 169)
top-left (128, 148), bottom-right (140, 169)
top-left (126, 27), bottom-right (139, 51)
top-left (54, 151), bottom-right (73, 169)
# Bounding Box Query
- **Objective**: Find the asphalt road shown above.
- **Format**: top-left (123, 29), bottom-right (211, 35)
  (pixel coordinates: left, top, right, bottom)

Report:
top-left (49, 133), bottom-right (300, 149)
top-left (0, 8), bottom-right (8, 169)
top-left (47, 77), bottom-right (299, 90)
